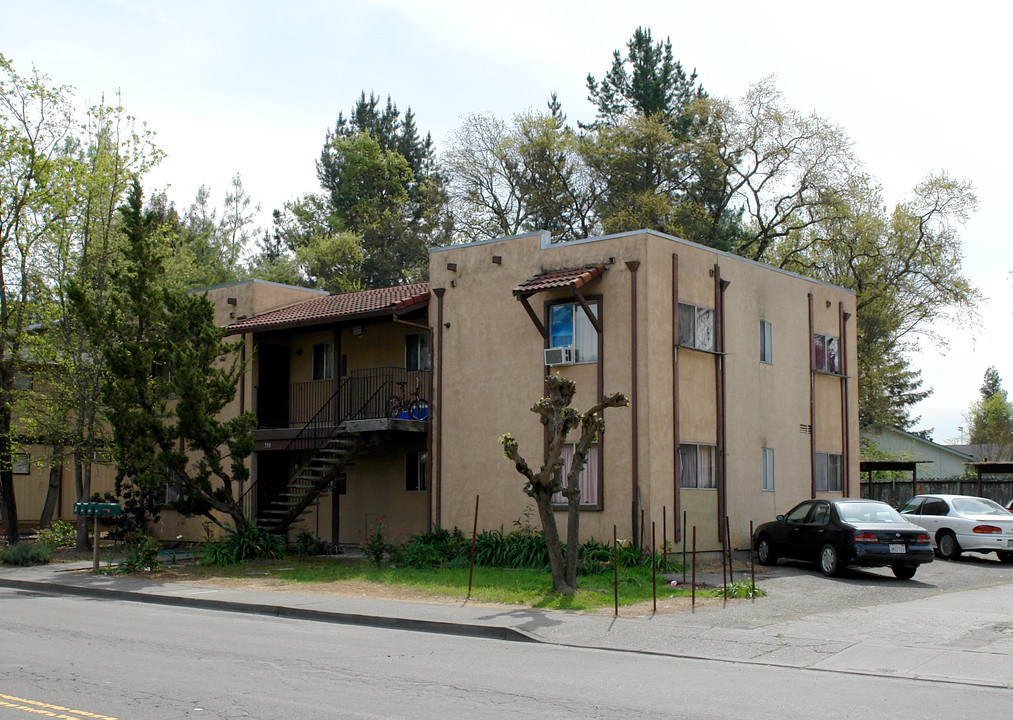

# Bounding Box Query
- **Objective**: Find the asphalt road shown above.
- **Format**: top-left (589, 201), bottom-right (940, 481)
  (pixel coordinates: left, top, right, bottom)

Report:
top-left (2, 584), bottom-right (1010, 720)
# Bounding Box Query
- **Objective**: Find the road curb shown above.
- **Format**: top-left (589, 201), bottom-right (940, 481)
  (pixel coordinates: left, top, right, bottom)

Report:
top-left (0, 577), bottom-right (539, 644)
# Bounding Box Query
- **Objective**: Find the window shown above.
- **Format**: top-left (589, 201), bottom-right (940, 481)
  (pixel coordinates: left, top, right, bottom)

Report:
top-left (678, 303), bottom-right (715, 351)
top-left (551, 443), bottom-right (600, 507)
top-left (12, 372), bottom-right (32, 391)
top-left (815, 452), bottom-right (843, 492)
top-left (12, 453), bottom-right (29, 475)
top-left (899, 497), bottom-right (924, 515)
top-left (761, 448), bottom-right (774, 491)
top-left (760, 320), bottom-right (773, 363)
top-left (549, 301), bottom-right (598, 363)
top-left (813, 333), bottom-right (841, 374)
top-left (93, 451), bottom-right (112, 465)
top-left (406, 333), bottom-right (430, 371)
top-left (312, 343), bottom-right (334, 381)
top-left (785, 502), bottom-right (813, 524)
top-left (809, 502), bottom-right (830, 525)
top-left (405, 452), bottom-right (427, 492)
top-left (679, 444), bottom-right (716, 488)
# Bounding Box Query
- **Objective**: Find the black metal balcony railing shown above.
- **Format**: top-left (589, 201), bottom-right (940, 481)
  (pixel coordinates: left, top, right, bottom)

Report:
top-left (257, 366), bottom-right (430, 431)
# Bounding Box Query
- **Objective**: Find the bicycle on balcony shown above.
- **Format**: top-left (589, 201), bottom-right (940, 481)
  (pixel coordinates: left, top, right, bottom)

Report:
top-left (386, 380), bottom-right (429, 421)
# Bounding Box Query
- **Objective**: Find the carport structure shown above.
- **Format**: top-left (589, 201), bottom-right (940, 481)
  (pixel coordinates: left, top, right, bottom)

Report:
top-left (967, 461), bottom-right (1013, 499)
top-left (859, 460), bottom-right (933, 505)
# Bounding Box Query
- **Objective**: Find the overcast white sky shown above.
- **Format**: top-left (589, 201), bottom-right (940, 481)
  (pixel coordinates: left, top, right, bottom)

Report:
top-left (5, 0), bottom-right (1011, 443)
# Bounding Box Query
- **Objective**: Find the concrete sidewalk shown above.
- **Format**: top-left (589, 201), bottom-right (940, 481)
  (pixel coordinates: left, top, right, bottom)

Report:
top-left (2, 561), bottom-right (1011, 690)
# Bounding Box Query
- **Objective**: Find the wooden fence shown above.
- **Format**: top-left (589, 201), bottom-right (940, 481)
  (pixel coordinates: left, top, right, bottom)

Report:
top-left (860, 477), bottom-right (1013, 508)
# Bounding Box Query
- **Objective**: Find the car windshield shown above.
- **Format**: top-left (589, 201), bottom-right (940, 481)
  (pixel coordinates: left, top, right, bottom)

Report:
top-left (836, 501), bottom-right (906, 524)
top-left (951, 497), bottom-right (1009, 516)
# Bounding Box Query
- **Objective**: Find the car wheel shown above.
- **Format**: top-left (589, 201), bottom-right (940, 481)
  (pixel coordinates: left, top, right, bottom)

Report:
top-left (937, 531), bottom-right (962, 561)
top-left (819, 543), bottom-right (840, 577)
top-left (997, 551), bottom-right (1013, 565)
top-left (891, 564), bottom-right (917, 580)
top-left (757, 536), bottom-right (778, 566)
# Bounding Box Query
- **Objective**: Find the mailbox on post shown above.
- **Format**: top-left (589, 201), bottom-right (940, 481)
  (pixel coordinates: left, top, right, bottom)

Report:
top-left (73, 502), bottom-right (123, 517)
top-left (73, 502), bottom-right (122, 570)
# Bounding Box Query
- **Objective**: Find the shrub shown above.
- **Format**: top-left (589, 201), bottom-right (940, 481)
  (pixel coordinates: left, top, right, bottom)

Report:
top-left (119, 535), bottom-right (161, 573)
top-left (202, 520), bottom-right (285, 566)
top-left (1, 541), bottom-right (53, 566)
top-left (714, 580), bottom-right (766, 599)
top-left (36, 520), bottom-right (76, 550)
top-left (361, 521), bottom-right (391, 568)
top-left (292, 531), bottom-right (331, 557)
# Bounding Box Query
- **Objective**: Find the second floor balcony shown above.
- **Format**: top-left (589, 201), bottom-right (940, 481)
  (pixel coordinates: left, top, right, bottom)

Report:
top-left (254, 366), bottom-right (430, 448)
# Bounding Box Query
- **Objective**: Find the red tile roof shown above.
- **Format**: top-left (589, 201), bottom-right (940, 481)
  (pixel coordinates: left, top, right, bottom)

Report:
top-left (513, 264), bottom-right (606, 297)
top-left (225, 283), bottom-right (430, 335)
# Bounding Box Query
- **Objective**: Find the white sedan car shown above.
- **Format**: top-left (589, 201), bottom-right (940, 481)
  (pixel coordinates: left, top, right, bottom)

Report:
top-left (898, 494), bottom-right (1013, 563)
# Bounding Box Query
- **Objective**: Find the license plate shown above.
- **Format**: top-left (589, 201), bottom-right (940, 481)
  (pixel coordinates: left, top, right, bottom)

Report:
top-left (1007, 539), bottom-right (1013, 548)
top-left (889, 543), bottom-right (906, 554)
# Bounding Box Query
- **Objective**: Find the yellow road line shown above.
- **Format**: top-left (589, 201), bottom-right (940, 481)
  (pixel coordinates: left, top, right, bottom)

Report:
top-left (0, 694), bottom-right (119, 720)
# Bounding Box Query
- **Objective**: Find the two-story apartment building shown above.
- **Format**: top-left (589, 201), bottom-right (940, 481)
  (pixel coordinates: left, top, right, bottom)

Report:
top-left (428, 230), bottom-right (858, 552)
top-left (6, 228), bottom-right (858, 554)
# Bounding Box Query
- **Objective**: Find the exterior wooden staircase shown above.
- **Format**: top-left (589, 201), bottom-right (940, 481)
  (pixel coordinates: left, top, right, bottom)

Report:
top-left (258, 434), bottom-right (366, 534)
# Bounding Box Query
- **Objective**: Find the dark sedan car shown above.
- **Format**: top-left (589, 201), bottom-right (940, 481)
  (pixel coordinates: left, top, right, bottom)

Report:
top-left (752, 499), bottom-right (933, 579)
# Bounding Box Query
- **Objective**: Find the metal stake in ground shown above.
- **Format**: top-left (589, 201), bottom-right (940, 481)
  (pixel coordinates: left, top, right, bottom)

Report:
top-left (750, 520), bottom-right (756, 603)
top-left (721, 516), bottom-right (728, 609)
top-left (613, 525), bottom-right (619, 618)
top-left (691, 525), bottom-right (697, 613)
top-left (726, 515), bottom-right (734, 585)
top-left (651, 521), bottom-right (657, 613)
top-left (682, 510), bottom-right (687, 584)
top-left (467, 495), bottom-right (479, 599)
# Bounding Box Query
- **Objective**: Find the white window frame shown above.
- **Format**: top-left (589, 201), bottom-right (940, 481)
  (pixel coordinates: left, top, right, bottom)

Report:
top-left (815, 452), bottom-right (843, 492)
top-left (312, 342), bottom-right (334, 381)
top-left (678, 302), bottom-right (715, 352)
top-left (761, 447), bottom-right (775, 491)
top-left (548, 300), bottom-right (598, 364)
top-left (679, 443), bottom-right (716, 489)
top-left (760, 320), bottom-right (773, 363)
top-left (551, 442), bottom-right (601, 508)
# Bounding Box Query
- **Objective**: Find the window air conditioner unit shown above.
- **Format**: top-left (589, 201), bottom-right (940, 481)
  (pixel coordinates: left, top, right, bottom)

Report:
top-left (544, 346), bottom-right (574, 366)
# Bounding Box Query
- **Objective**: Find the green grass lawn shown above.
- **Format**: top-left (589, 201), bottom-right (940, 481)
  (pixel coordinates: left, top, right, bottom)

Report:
top-left (176, 557), bottom-right (719, 611)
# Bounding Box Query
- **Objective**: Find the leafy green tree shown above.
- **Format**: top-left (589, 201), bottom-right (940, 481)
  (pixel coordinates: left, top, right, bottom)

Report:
top-left (980, 366), bottom-right (1005, 401)
top-left (52, 98), bottom-right (162, 547)
top-left (72, 180), bottom-right (255, 532)
top-left (0, 55), bottom-right (76, 546)
top-left (585, 26), bottom-right (705, 138)
top-left (967, 392), bottom-right (1013, 461)
top-left (444, 99), bottom-right (600, 243)
top-left (316, 93), bottom-right (451, 287)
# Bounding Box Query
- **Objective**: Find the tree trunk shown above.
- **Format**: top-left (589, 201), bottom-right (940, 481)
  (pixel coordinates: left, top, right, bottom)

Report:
top-left (39, 444), bottom-right (64, 528)
top-left (74, 456), bottom-right (91, 551)
top-left (0, 406), bottom-right (20, 546)
top-left (534, 488), bottom-right (573, 596)
top-left (564, 491), bottom-right (581, 590)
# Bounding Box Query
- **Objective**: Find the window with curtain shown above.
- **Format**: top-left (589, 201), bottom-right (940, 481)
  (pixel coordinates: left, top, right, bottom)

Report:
top-left (548, 301), bottom-right (598, 363)
top-left (551, 443), bottom-right (600, 506)
top-left (677, 302), bottom-right (715, 351)
top-left (679, 444), bottom-right (716, 488)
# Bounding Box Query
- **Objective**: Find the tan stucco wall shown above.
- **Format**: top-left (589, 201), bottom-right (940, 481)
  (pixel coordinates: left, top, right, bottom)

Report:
top-left (431, 230), bottom-right (858, 552)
